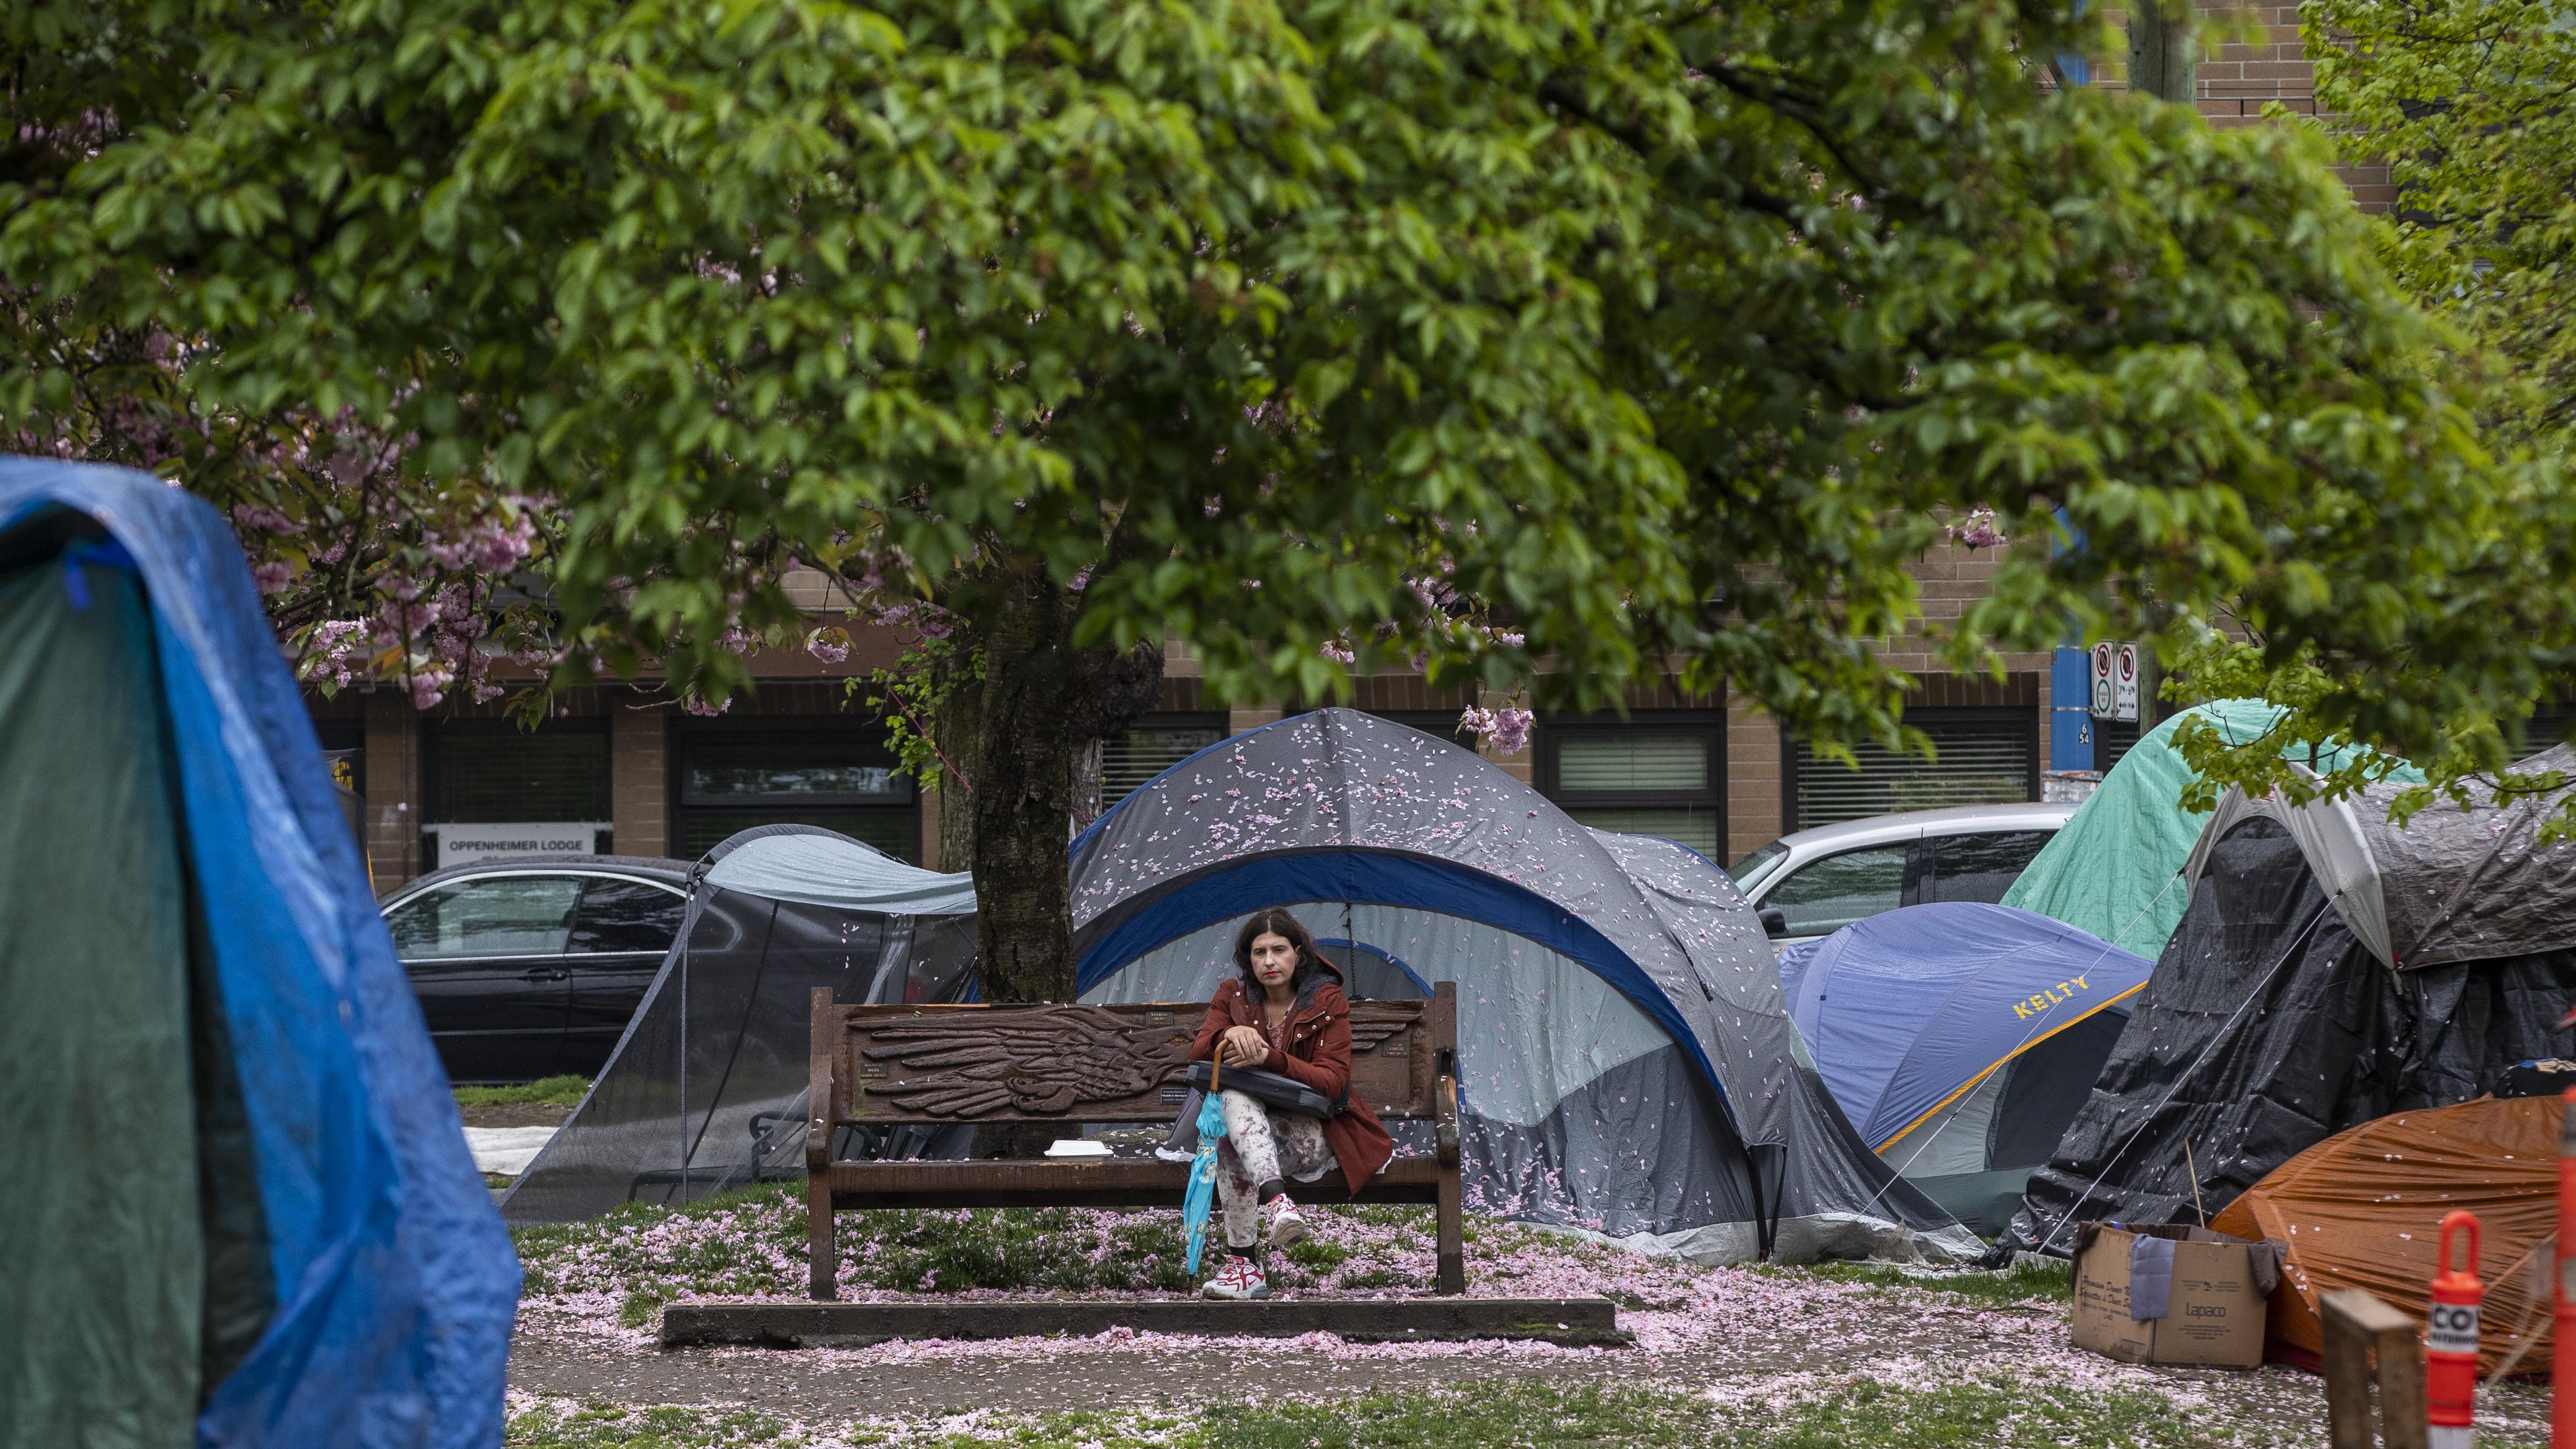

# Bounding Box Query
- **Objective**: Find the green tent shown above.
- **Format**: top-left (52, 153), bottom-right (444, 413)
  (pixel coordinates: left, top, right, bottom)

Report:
top-left (2000, 699), bottom-right (2420, 960)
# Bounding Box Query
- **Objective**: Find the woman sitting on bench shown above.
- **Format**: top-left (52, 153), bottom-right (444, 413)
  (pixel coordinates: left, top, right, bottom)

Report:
top-left (1189, 908), bottom-right (1394, 1301)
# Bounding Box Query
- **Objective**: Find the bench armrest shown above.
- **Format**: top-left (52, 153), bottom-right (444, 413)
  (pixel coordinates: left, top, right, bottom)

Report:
top-left (1435, 1073), bottom-right (1460, 1168)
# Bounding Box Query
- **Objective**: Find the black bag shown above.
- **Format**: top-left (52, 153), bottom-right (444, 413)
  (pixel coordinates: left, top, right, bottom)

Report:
top-left (2497, 1058), bottom-right (2576, 1098)
top-left (1184, 1060), bottom-right (1338, 1119)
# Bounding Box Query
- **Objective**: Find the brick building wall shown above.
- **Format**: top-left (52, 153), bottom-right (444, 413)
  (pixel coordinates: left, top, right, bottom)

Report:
top-left (2083, 2), bottom-right (2395, 211)
top-left (610, 702), bottom-right (670, 860)
top-left (1717, 538), bottom-right (2056, 858)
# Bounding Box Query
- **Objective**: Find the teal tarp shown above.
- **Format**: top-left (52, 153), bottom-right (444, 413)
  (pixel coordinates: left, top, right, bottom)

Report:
top-left (2000, 699), bottom-right (2420, 959)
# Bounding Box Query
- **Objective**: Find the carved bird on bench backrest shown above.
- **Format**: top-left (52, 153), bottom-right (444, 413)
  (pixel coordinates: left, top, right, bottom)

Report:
top-left (858, 1008), bottom-right (1192, 1118)
top-left (1345, 1005), bottom-right (1412, 1057)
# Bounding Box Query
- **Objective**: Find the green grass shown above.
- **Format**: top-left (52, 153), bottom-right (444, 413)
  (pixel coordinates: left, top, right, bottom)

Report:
top-left (1281, 1237), bottom-right (1352, 1274)
top-left (514, 1181), bottom-right (1450, 1312)
top-left (507, 1404), bottom-right (802, 1448)
top-left (1747, 1255), bottom-right (2072, 1308)
top-left (454, 1074), bottom-right (591, 1109)
top-left (507, 1375), bottom-right (2224, 1448)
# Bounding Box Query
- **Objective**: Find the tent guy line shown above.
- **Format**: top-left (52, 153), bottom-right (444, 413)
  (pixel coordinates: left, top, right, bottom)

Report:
top-left (2030, 908), bottom-right (2326, 1256)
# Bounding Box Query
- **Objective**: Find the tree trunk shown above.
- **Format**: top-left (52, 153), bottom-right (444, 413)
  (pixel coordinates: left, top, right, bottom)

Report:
top-left (966, 578), bottom-right (1167, 1005)
top-left (2128, 0), bottom-right (2197, 104)
top-left (1069, 735), bottom-right (1106, 831)
top-left (933, 666), bottom-right (981, 873)
top-left (957, 582), bottom-right (1164, 1158)
top-left (970, 570), bottom-right (1085, 1004)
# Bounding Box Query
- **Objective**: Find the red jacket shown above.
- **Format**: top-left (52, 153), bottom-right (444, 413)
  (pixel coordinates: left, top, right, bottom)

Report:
top-left (1188, 969), bottom-right (1395, 1194)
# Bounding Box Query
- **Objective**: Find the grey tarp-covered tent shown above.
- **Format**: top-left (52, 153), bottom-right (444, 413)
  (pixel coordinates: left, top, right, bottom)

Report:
top-left (503, 826), bottom-right (976, 1222)
top-left (1070, 709), bottom-right (1974, 1263)
top-left (1999, 747), bottom-right (2576, 1255)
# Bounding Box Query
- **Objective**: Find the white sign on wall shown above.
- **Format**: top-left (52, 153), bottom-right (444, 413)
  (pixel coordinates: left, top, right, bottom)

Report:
top-left (2090, 642), bottom-right (2141, 722)
top-left (424, 821), bottom-right (608, 867)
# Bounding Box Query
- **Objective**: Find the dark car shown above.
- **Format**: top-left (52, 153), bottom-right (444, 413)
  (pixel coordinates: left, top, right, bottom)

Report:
top-left (380, 856), bottom-right (693, 1084)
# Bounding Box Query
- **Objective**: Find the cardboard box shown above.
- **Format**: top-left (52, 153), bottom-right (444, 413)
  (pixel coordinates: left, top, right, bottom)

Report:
top-left (2071, 1223), bottom-right (2270, 1369)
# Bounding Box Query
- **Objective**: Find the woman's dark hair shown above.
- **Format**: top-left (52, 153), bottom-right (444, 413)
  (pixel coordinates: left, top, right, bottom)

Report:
top-left (1233, 909), bottom-right (1322, 996)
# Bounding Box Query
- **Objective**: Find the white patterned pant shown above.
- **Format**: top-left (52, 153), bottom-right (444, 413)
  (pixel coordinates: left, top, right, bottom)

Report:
top-left (1213, 1089), bottom-right (1337, 1250)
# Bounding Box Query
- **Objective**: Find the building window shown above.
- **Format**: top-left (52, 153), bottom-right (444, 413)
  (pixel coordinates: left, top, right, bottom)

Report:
top-left (428, 722), bottom-right (611, 829)
top-left (1787, 708), bottom-right (2038, 831)
top-left (1099, 716), bottom-right (1228, 812)
top-left (675, 722), bottom-right (917, 862)
top-left (1539, 717), bottom-right (1724, 856)
top-left (2520, 701), bottom-right (2574, 760)
top-left (2093, 711), bottom-right (2146, 776)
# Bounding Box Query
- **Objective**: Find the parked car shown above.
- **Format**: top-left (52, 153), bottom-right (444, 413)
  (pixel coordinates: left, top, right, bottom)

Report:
top-left (1727, 803), bottom-right (2076, 946)
top-left (380, 856), bottom-right (693, 1084)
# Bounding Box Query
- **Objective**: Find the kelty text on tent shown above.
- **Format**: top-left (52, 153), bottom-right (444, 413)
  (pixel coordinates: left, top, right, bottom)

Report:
top-left (2014, 975), bottom-right (2091, 1019)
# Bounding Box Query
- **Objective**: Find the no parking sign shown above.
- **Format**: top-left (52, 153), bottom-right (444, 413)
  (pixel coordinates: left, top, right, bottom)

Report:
top-left (2089, 643), bottom-right (2139, 722)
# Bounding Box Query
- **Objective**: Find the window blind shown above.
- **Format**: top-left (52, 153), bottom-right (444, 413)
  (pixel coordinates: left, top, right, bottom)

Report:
top-left (1561, 806), bottom-right (1721, 857)
top-left (436, 733), bottom-right (610, 823)
top-left (1101, 724), bottom-right (1224, 808)
top-left (1555, 735), bottom-right (1709, 792)
top-left (2094, 713), bottom-right (2145, 775)
top-left (1792, 717), bottom-right (2033, 829)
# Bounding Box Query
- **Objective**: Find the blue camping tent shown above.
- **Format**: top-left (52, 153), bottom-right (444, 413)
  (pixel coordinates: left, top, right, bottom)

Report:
top-left (0, 459), bottom-right (516, 1448)
top-left (1782, 902), bottom-right (2153, 1234)
top-left (1068, 709), bottom-right (1975, 1264)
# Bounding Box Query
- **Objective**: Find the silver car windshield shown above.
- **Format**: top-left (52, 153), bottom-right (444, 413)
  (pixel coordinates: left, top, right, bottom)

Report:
top-left (1726, 842), bottom-right (1788, 891)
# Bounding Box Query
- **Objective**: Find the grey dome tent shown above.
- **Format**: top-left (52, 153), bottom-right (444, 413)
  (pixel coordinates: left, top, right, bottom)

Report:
top-left (1070, 709), bottom-right (1975, 1263)
top-left (1999, 748), bottom-right (2576, 1256)
top-left (503, 826), bottom-right (977, 1222)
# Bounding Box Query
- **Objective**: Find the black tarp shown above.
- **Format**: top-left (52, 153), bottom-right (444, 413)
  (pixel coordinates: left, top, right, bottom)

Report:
top-left (2000, 814), bottom-right (2576, 1255)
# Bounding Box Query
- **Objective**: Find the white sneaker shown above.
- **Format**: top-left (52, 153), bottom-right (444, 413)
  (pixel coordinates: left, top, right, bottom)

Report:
top-left (1264, 1196), bottom-right (1308, 1250)
top-left (1201, 1253), bottom-right (1269, 1299)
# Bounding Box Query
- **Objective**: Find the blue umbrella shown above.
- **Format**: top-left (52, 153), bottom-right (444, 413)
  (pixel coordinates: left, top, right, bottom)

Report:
top-left (1182, 1058), bottom-right (1230, 1274)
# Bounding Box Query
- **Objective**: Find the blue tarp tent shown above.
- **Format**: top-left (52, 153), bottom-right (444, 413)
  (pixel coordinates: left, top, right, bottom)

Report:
top-left (0, 459), bottom-right (516, 1448)
top-left (1783, 902), bottom-right (2154, 1234)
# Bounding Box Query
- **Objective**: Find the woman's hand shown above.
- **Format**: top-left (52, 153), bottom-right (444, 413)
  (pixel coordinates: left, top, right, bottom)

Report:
top-left (1219, 1025), bottom-right (1268, 1067)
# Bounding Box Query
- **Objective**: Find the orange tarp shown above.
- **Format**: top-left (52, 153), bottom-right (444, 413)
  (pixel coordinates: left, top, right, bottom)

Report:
top-left (2212, 1095), bottom-right (2559, 1377)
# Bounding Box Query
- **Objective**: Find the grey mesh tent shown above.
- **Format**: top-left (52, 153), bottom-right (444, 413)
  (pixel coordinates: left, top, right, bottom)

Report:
top-left (1999, 747), bottom-right (2576, 1256)
top-left (503, 826), bottom-right (978, 1222)
top-left (1070, 709), bottom-right (1977, 1264)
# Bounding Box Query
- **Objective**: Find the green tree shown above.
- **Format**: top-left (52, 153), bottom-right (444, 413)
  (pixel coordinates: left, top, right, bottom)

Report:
top-left (2307, 0), bottom-right (2576, 452)
top-left (0, 0), bottom-right (2527, 998)
top-left (2136, 0), bottom-right (2576, 818)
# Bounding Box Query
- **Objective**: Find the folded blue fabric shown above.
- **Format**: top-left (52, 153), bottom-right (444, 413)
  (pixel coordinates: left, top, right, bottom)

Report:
top-left (2129, 1234), bottom-right (2176, 1320)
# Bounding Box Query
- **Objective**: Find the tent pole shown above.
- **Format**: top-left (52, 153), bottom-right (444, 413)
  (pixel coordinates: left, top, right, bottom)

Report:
top-left (678, 894), bottom-right (690, 1200)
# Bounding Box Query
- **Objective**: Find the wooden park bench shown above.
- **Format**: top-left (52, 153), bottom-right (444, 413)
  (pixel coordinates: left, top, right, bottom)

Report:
top-left (804, 983), bottom-right (1464, 1299)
